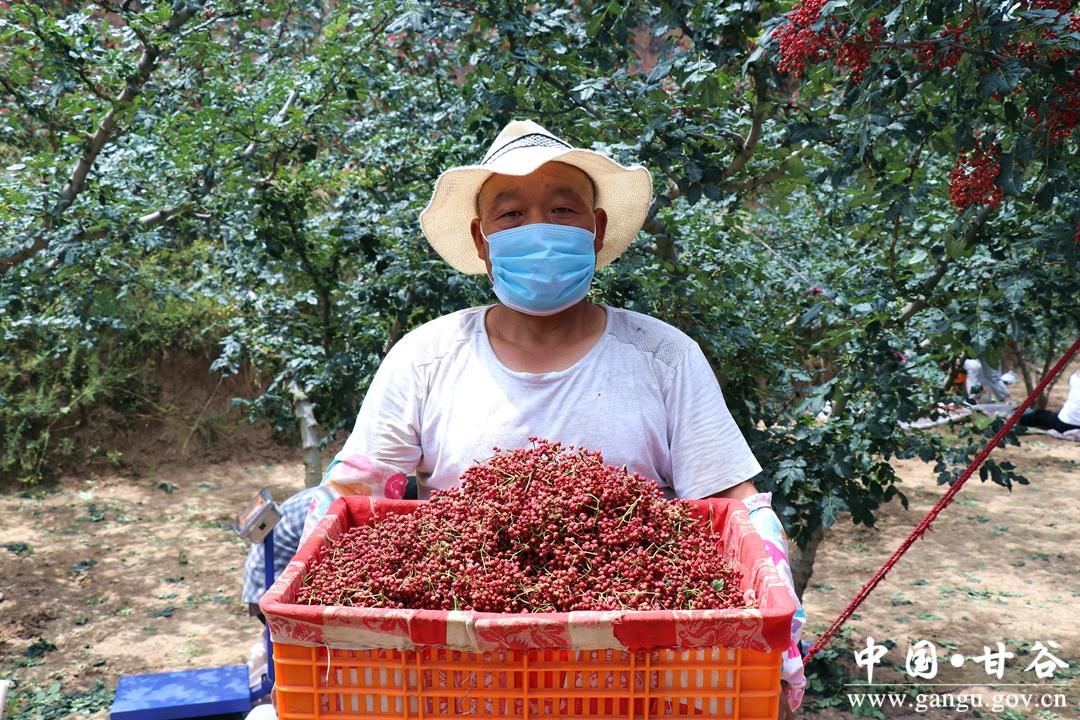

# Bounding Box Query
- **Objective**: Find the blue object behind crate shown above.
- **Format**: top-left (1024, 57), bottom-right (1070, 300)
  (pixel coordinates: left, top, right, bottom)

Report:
top-left (110, 527), bottom-right (277, 719)
top-left (110, 664), bottom-right (251, 720)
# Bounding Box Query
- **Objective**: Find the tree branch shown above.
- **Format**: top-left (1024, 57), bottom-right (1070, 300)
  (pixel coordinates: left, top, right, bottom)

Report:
top-left (642, 134), bottom-right (800, 259)
top-left (62, 7), bottom-right (197, 202)
top-left (641, 180), bottom-right (685, 261)
top-left (883, 39), bottom-right (1056, 75)
top-left (1037, 326), bottom-right (1062, 410)
top-left (69, 203), bottom-right (193, 244)
top-left (1008, 337), bottom-right (1036, 400)
top-left (719, 73), bottom-right (766, 182)
top-left (1, 5), bottom-right (200, 275)
top-left (719, 150), bottom-right (801, 192)
top-left (0, 74), bottom-right (51, 130)
top-left (886, 204), bottom-right (993, 329)
top-left (384, 285), bottom-right (418, 354)
top-left (178, 10), bottom-right (248, 40)
top-left (888, 216), bottom-right (902, 295)
top-left (243, 89), bottom-right (299, 159)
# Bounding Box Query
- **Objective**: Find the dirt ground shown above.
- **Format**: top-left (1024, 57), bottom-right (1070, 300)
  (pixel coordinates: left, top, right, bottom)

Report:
top-left (801, 363), bottom-right (1080, 719)
top-left (1, 363), bottom-right (1078, 718)
top-left (802, 441), bottom-right (1080, 719)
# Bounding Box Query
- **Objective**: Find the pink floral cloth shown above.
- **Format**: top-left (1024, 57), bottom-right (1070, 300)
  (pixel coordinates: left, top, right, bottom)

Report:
top-left (265, 497), bottom-right (797, 656)
top-left (300, 454), bottom-right (408, 541)
top-left (743, 492), bottom-right (807, 710)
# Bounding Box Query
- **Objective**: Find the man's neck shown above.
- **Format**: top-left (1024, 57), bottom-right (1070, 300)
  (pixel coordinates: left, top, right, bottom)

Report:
top-left (487, 301), bottom-right (598, 343)
top-left (485, 301), bottom-right (606, 372)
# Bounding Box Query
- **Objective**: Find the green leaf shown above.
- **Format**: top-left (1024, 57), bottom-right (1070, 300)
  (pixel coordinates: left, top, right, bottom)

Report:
top-left (1003, 101), bottom-right (1020, 125)
top-left (3, 542), bottom-right (32, 556)
top-left (72, 559), bottom-right (97, 574)
top-left (906, 249), bottom-right (928, 265)
top-left (978, 62), bottom-right (1029, 98)
top-left (24, 638), bottom-right (57, 658)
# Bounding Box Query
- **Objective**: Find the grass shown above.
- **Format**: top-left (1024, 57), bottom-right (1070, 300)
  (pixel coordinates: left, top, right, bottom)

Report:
top-left (2, 679), bottom-right (112, 720)
top-left (184, 591), bottom-right (233, 608)
top-left (182, 638), bottom-right (211, 658)
top-left (846, 541), bottom-right (873, 555)
top-left (937, 584), bottom-right (1018, 602)
top-left (2, 542), bottom-right (32, 556)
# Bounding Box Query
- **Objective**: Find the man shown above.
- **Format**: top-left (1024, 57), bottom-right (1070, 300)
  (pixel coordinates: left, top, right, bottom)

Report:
top-left (305, 121), bottom-right (805, 714)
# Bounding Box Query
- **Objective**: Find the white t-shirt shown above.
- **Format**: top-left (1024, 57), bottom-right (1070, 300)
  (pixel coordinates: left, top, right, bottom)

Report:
top-left (1059, 372), bottom-right (1080, 426)
top-left (326, 304), bottom-right (762, 500)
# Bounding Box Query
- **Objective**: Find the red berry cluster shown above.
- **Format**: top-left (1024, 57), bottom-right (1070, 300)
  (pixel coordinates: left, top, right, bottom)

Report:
top-left (775, 0), bottom-right (830, 77)
top-left (1029, 81), bottom-right (1080, 143)
top-left (297, 439), bottom-right (747, 613)
top-left (949, 142), bottom-right (1004, 210)
top-left (1009, 8), bottom-right (1080, 144)
top-left (1028, 0), bottom-right (1080, 33)
top-left (776, 1), bottom-right (884, 81)
top-left (915, 22), bottom-right (967, 70)
top-left (1024, 0), bottom-right (1073, 12)
top-left (776, 25), bottom-right (832, 77)
top-left (832, 19), bottom-right (884, 82)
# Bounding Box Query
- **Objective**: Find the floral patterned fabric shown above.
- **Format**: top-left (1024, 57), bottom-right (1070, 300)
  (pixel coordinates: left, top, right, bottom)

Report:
top-left (263, 497), bottom-right (797, 658)
top-left (744, 491), bottom-right (807, 710)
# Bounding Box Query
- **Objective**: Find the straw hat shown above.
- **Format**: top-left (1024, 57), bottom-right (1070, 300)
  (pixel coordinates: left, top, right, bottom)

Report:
top-left (419, 120), bottom-right (653, 275)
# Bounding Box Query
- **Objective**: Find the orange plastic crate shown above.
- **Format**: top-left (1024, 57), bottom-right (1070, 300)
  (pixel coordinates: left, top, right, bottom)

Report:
top-left (262, 497), bottom-right (794, 719)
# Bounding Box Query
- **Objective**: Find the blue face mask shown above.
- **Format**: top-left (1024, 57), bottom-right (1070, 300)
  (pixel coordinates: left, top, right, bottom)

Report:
top-left (482, 223), bottom-right (597, 316)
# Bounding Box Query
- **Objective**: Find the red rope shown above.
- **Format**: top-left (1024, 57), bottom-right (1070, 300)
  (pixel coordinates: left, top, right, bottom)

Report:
top-left (803, 336), bottom-right (1080, 665)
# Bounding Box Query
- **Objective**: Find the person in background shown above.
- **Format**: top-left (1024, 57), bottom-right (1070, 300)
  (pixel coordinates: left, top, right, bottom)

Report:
top-left (242, 486), bottom-right (320, 619)
top-left (241, 485), bottom-right (318, 701)
top-left (963, 358), bottom-right (1014, 403)
top-left (1020, 371), bottom-right (1080, 435)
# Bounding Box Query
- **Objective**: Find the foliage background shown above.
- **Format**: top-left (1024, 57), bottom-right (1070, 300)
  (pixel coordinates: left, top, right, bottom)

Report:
top-left (2, 0), bottom-right (1078, 587)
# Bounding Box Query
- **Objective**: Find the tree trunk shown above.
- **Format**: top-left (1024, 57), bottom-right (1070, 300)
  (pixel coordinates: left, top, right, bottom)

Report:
top-left (290, 383), bottom-right (323, 488)
top-left (790, 526), bottom-right (826, 600)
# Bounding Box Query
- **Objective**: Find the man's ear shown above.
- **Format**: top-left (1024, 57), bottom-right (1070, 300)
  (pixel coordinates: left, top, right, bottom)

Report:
top-left (471, 218), bottom-right (487, 262)
top-left (471, 218), bottom-right (493, 278)
top-left (593, 208), bottom-right (608, 255)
